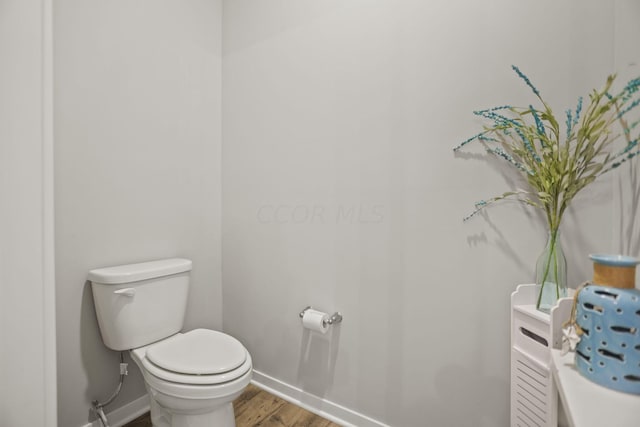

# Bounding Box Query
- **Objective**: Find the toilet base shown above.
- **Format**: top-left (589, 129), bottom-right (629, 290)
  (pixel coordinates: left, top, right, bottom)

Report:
top-left (149, 395), bottom-right (236, 427)
top-left (130, 343), bottom-right (251, 427)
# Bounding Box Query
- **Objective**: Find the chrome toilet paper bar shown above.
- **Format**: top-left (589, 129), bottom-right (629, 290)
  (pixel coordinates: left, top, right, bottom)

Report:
top-left (299, 306), bottom-right (343, 327)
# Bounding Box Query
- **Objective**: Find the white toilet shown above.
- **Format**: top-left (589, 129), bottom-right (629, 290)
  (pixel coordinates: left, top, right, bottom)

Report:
top-left (89, 258), bottom-right (252, 427)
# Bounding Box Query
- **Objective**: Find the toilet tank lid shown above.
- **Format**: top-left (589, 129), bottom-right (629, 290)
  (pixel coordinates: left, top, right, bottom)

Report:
top-left (88, 258), bottom-right (192, 285)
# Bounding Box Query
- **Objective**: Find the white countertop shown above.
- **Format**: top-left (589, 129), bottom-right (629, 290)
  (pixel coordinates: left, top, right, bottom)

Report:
top-left (550, 349), bottom-right (640, 427)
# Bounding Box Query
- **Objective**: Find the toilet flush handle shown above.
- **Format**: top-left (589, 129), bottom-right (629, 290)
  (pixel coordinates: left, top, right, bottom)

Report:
top-left (114, 288), bottom-right (136, 297)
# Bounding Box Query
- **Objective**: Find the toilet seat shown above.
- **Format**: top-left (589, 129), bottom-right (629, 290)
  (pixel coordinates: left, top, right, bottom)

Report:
top-left (147, 329), bottom-right (246, 375)
top-left (132, 329), bottom-right (251, 386)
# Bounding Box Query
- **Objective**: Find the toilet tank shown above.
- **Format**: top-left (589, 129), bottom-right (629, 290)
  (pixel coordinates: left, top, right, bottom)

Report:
top-left (88, 258), bottom-right (192, 351)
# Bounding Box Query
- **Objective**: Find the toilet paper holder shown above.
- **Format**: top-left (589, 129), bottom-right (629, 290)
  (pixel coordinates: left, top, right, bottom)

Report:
top-left (299, 306), bottom-right (343, 327)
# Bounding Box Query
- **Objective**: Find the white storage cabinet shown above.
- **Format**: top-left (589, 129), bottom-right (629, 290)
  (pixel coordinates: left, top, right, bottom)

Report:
top-left (511, 284), bottom-right (572, 427)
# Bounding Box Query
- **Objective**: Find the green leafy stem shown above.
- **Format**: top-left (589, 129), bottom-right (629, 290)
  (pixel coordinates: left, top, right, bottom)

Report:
top-left (456, 67), bottom-right (640, 236)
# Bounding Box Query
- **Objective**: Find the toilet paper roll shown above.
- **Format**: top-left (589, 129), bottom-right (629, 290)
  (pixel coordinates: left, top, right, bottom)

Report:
top-left (302, 309), bottom-right (330, 334)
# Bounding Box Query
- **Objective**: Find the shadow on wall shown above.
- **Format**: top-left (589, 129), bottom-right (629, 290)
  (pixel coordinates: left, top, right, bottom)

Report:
top-left (421, 364), bottom-right (507, 427)
top-left (79, 281), bottom-right (143, 424)
top-left (79, 281), bottom-right (110, 423)
top-left (617, 162), bottom-right (640, 257)
top-left (296, 327), bottom-right (341, 400)
top-left (455, 149), bottom-right (545, 273)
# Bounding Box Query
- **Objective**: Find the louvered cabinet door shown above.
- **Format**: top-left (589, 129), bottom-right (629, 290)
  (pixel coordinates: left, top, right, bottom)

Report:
top-left (511, 347), bottom-right (558, 427)
top-left (510, 284), bottom-right (568, 427)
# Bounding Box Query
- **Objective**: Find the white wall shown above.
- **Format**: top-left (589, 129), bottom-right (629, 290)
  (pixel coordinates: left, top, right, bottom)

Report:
top-left (54, 1), bottom-right (222, 426)
top-left (222, 1), bottom-right (623, 426)
top-left (0, 0), bottom-right (57, 426)
top-left (47, 1), bottom-right (639, 425)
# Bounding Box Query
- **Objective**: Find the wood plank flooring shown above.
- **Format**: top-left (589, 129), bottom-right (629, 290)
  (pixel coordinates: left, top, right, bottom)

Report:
top-left (123, 384), bottom-right (341, 427)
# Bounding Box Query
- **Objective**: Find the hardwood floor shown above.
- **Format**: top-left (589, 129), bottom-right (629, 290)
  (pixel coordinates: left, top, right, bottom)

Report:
top-left (123, 384), bottom-right (341, 427)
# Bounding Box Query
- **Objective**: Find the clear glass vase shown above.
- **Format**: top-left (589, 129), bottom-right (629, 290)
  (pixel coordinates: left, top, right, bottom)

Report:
top-left (535, 229), bottom-right (568, 313)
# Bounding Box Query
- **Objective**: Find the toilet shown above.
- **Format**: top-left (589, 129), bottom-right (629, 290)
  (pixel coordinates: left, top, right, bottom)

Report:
top-left (88, 258), bottom-right (252, 427)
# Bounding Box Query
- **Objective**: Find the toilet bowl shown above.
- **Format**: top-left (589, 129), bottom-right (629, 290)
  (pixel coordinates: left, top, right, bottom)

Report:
top-left (131, 329), bottom-right (252, 427)
top-left (88, 259), bottom-right (252, 427)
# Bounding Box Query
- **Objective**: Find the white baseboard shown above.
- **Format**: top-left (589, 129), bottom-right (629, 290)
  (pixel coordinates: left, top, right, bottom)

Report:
top-left (81, 394), bottom-right (150, 427)
top-left (251, 370), bottom-right (390, 427)
top-left (79, 371), bottom-right (387, 427)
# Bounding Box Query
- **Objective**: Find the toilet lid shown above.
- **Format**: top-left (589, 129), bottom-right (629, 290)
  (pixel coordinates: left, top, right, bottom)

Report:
top-left (146, 329), bottom-right (246, 375)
